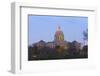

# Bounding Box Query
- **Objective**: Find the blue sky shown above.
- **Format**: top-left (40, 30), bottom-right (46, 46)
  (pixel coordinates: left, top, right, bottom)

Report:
top-left (28, 15), bottom-right (88, 45)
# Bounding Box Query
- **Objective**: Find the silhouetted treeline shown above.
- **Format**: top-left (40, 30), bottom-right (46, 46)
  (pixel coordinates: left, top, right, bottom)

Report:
top-left (28, 43), bottom-right (88, 60)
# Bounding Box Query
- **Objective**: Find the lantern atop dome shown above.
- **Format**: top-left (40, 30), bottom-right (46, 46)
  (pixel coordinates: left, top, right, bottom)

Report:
top-left (57, 26), bottom-right (61, 31)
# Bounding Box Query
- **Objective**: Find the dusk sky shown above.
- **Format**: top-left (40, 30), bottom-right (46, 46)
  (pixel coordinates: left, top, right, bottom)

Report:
top-left (28, 15), bottom-right (88, 45)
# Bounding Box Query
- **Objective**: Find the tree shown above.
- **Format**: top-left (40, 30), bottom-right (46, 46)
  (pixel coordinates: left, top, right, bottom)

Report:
top-left (80, 45), bottom-right (88, 58)
top-left (83, 29), bottom-right (88, 41)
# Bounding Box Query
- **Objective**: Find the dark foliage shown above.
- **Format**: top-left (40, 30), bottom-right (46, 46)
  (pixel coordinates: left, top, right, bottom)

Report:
top-left (28, 44), bottom-right (88, 61)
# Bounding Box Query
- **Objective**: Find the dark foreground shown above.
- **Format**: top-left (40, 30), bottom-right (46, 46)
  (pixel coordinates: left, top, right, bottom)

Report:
top-left (28, 45), bottom-right (88, 61)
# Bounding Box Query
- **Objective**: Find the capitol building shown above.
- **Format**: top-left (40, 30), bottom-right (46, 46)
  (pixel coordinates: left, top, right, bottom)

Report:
top-left (33, 26), bottom-right (70, 50)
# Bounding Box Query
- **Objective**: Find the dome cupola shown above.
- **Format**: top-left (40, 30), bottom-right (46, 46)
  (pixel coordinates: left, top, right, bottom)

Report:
top-left (54, 26), bottom-right (64, 42)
